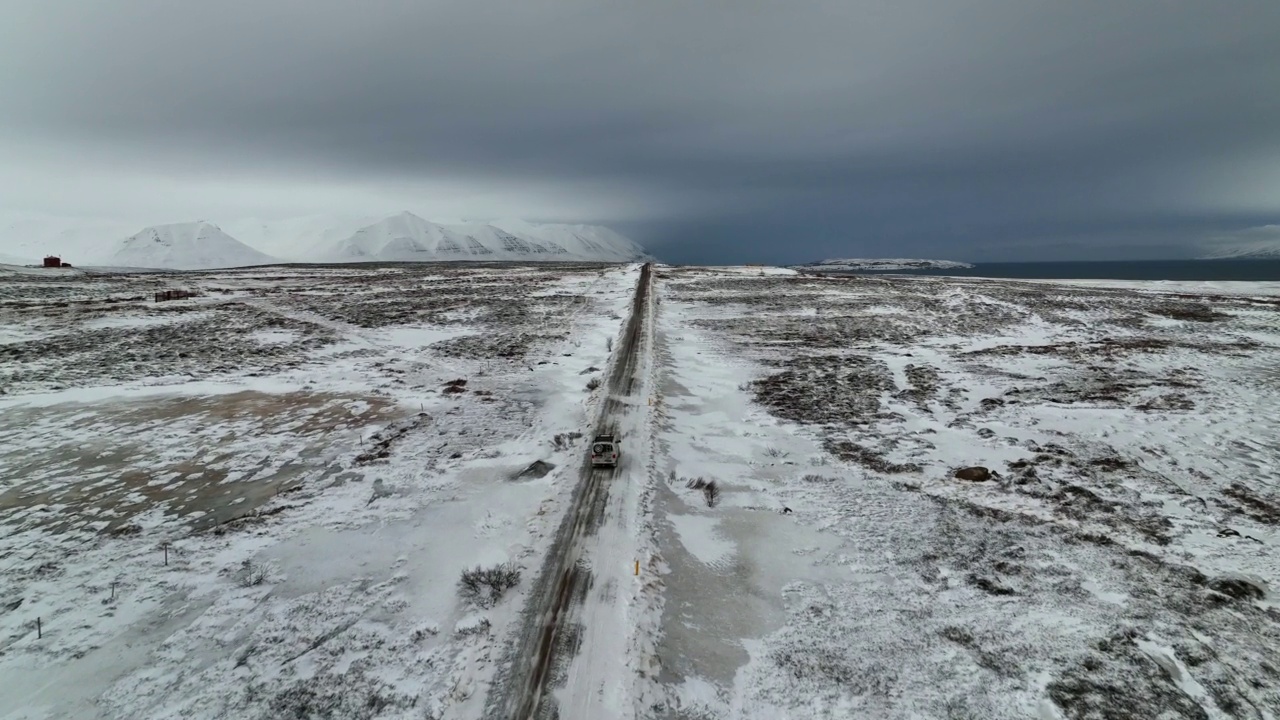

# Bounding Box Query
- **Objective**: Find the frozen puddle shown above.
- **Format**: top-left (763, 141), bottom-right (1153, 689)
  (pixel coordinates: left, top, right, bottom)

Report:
top-left (0, 390), bottom-right (399, 534)
top-left (377, 325), bottom-right (473, 349)
top-left (668, 512), bottom-right (736, 567)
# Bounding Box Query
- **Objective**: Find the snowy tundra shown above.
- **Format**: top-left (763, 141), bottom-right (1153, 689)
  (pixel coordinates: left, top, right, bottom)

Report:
top-left (0, 262), bottom-right (643, 719)
top-left (1, 263), bottom-right (1278, 720)
top-left (642, 269), bottom-right (1280, 720)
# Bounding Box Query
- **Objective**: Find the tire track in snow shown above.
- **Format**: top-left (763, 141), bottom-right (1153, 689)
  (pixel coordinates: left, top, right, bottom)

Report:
top-left (487, 263), bottom-right (653, 720)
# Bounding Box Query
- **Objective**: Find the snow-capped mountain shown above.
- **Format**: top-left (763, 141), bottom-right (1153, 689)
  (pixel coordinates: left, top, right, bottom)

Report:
top-left (490, 219), bottom-right (651, 262)
top-left (107, 222), bottom-right (281, 270)
top-left (222, 214), bottom-right (380, 261)
top-left (1202, 245), bottom-right (1280, 260)
top-left (1199, 227), bottom-right (1280, 259)
top-left (325, 212), bottom-right (649, 263)
top-left (0, 210), bottom-right (649, 268)
top-left (327, 213), bottom-right (469, 261)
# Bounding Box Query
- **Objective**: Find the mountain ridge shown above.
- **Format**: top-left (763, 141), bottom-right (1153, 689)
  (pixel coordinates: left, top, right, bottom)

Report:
top-left (1199, 226), bottom-right (1280, 260)
top-left (0, 212), bottom-right (649, 269)
top-left (324, 212), bottom-right (649, 263)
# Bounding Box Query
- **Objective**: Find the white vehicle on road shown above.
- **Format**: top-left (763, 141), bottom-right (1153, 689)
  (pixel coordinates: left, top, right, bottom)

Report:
top-left (590, 433), bottom-right (619, 468)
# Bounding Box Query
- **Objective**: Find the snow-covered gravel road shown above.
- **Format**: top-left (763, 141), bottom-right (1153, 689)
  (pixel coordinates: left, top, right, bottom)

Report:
top-left (487, 262), bottom-right (655, 720)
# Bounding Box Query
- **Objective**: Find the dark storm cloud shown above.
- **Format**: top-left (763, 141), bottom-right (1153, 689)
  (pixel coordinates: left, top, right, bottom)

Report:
top-left (2, 0), bottom-right (1278, 260)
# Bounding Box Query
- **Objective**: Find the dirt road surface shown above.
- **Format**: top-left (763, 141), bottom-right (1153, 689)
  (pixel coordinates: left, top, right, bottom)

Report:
top-left (487, 262), bottom-right (653, 720)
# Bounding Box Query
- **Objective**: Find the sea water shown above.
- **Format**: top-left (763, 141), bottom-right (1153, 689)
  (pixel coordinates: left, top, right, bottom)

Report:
top-left (837, 259), bottom-right (1280, 282)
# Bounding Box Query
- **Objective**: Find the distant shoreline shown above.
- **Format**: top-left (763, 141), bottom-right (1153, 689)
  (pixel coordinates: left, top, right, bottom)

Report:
top-left (797, 258), bottom-right (1280, 282)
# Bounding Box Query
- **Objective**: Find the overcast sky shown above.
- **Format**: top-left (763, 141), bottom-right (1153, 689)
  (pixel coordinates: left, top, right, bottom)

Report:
top-left (2, 0), bottom-right (1278, 262)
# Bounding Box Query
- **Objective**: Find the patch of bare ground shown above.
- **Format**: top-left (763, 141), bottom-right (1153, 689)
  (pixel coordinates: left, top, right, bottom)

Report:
top-left (430, 331), bottom-right (567, 361)
top-left (1217, 483), bottom-right (1280, 525)
top-left (997, 366), bottom-right (1203, 410)
top-left (747, 351), bottom-right (926, 474)
top-left (683, 284), bottom-right (1034, 345)
top-left (750, 354), bottom-right (895, 425)
top-left (273, 271), bottom-right (587, 332)
top-left (997, 442), bottom-right (1180, 546)
top-left (921, 497), bottom-right (1280, 716)
top-left (210, 502), bottom-right (298, 535)
top-left (1046, 581), bottom-right (1280, 720)
top-left (824, 439), bottom-right (922, 474)
top-left (1133, 392), bottom-right (1198, 411)
top-left (694, 311), bottom-right (933, 347)
top-left (897, 363), bottom-right (940, 409)
top-left (354, 412), bottom-right (434, 464)
top-left (666, 275), bottom-right (850, 304)
top-left (1150, 302), bottom-right (1232, 322)
top-left (969, 336), bottom-right (1259, 361)
top-left (0, 303), bottom-right (339, 391)
top-left (281, 292), bottom-right (476, 328)
top-left (1046, 628), bottom-right (1211, 720)
top-left (965, 337), bottom-right (1174, 359)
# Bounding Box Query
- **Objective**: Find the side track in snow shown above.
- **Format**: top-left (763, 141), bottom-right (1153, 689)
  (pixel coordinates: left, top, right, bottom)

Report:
top-left (488, 262), bottom-right (653, 720)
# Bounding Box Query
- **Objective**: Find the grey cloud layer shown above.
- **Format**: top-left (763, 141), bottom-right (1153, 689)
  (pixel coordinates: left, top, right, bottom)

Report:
top-left (2, 0), bottom-right (1278, 260)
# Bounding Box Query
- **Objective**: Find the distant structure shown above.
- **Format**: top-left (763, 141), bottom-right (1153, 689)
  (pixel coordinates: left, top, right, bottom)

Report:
top-left (154, 289), bottom-right (197, 303)
top-left (43, 255), bottom-right (61, 268)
